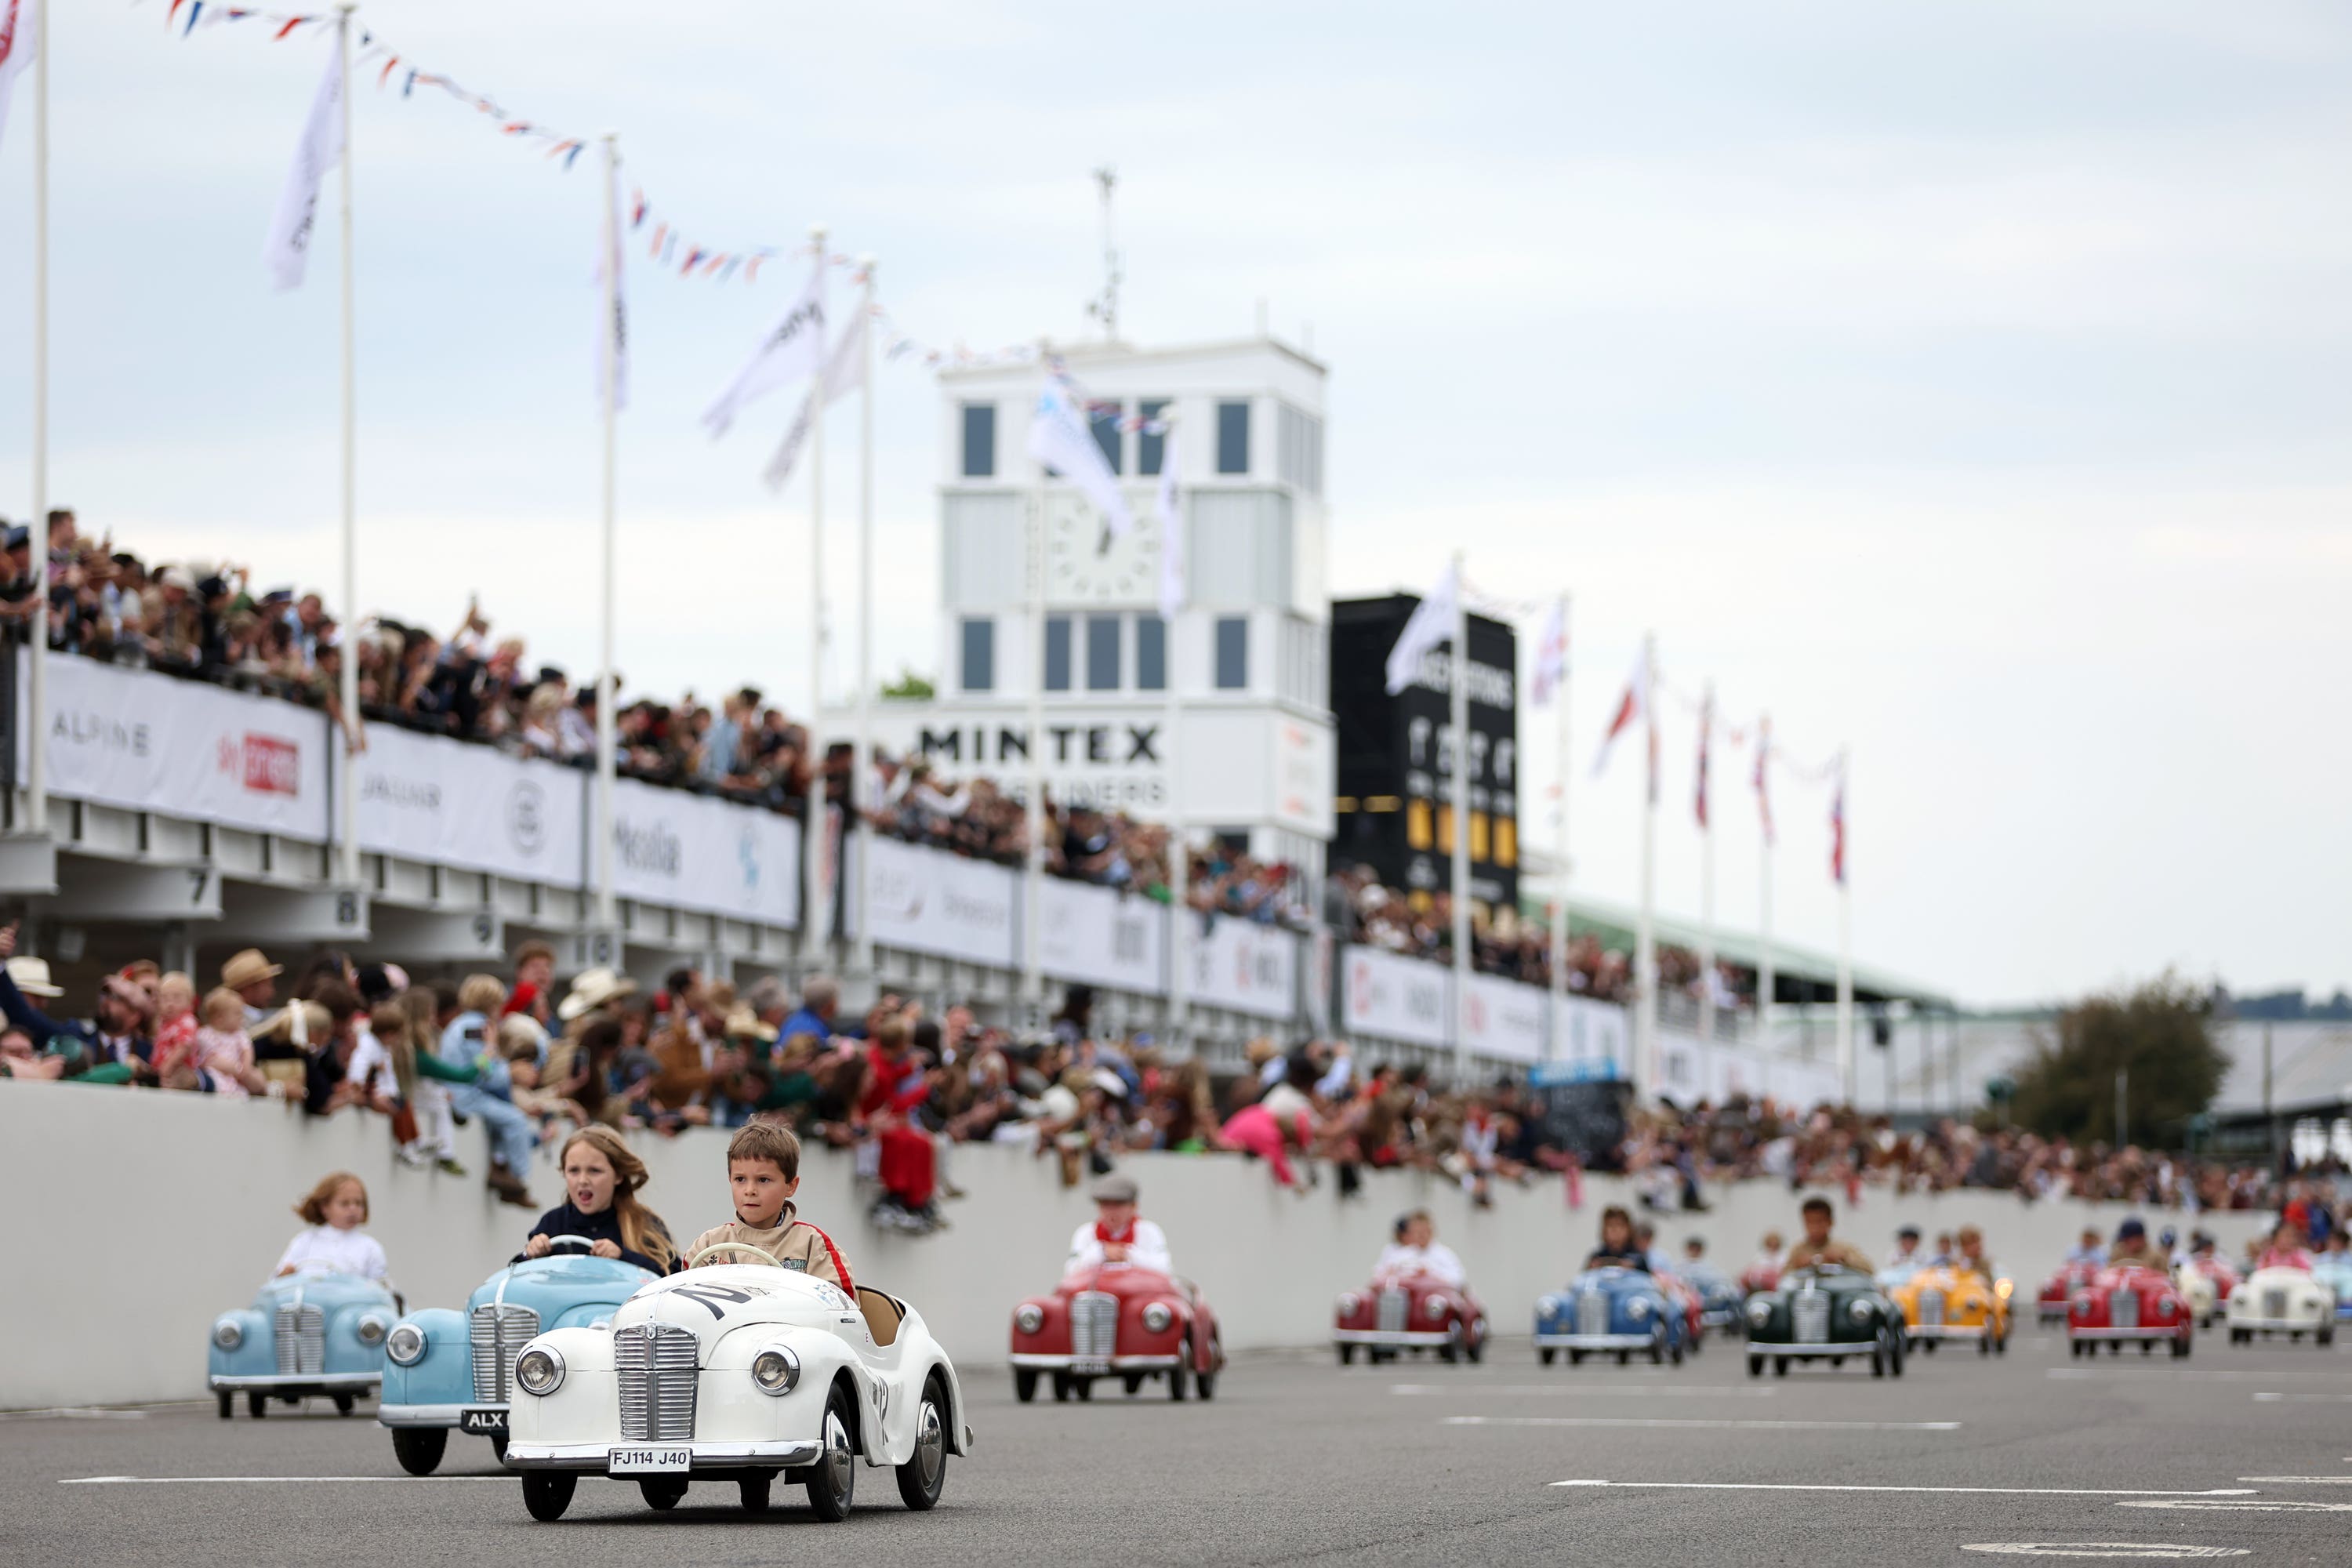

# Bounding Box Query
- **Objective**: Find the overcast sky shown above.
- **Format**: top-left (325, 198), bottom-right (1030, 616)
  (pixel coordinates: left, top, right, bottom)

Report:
top-left (0, 1), bottom-right (2345, 1007)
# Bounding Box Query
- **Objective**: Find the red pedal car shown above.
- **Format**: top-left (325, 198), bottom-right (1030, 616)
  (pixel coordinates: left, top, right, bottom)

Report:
top-left (1333, 1273), bottom-right (1488, 1365)
top-left (2038, 1262), bottom-right (2098, 1325)
top-left (1010, 1264), bottom-right (1225, 1403)
top-left (2066, 1265), bottom-right (2193, 1359)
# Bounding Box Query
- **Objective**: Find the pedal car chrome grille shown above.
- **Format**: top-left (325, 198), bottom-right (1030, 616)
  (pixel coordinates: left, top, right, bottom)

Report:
top-left (1918, 1289), bottom-right (1944, 1327)
top-left (1793, 1291), bottom-right (1829, 1343)
top-left (615, 1323), bottom-right (697, 1442)
top-left (1577, 1290), bottom-right (1609, 1337)
top-left (1377, 1288), bottom-right (1408, 1334)
top-left (2109, 1289), bottom-right (2138, 1330)
top-left (274, 1304), bottom-right (325, 1376)
top-left (469, 1305), bottom-right (542, 1403)
top-left (2264, 1287), bottom-right (2288, 1320)
top-left (1070, 1291), bottom-right (1119, 1360)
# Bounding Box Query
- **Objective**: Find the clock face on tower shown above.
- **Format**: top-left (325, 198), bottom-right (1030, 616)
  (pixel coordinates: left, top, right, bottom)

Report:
top-left (1044, 490), bottom-right (1160, 604)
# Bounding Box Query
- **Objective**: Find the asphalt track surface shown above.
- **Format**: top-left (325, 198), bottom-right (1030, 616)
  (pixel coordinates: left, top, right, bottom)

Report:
top-left (7, 1327), bottom-right (2351, 1567)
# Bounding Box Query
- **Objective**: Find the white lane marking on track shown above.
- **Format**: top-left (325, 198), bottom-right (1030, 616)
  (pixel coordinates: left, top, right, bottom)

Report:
top-left (2049, 1369), bottom-right (2352, 1383)
top-left (1456, 1417), bottom-right (1961, 1431)
top-left (1392, 1383), bottom-right (1777, 1398)
top-left (2236, 1476), bottom-right (2352, 1484)
top-left (1550, 1482), bottom-right (2255, 1497)
top-left (2120, 1500), bottom-right (2352, 1512)
top-left (2250, 1392), bottom-right (2352, 1403)
top-left (0, 1408), bottom-right (150, 1421)
top-left (1961, 1547), bottom-right (2248, 1559)
top-left (61, 1475), bottom-right (510, 1485)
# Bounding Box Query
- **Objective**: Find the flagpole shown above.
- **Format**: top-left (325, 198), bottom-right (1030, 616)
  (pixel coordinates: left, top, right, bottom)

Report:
top-left (1697, 679), bottom-right (1716, 1044)
top-left (851, 255), bottom-right (876, 981)
top-left (593, 131), bottom-right (619, 937)
top-left (1450, 549), bottom-right (1471, 1087)
top-left (1756, 712), bottom-right (1775, 1056)
top-left (803, 224), bottom-right (829, 975)
top-left (1835, 753), bottom-right (1855, 1105)
top-left (24, 0), bottom-right (48, 837)
top-left (1022, 349), bottom-right (1050, 1014)
top-left (332, 2), bottom-right (358, 889)
top-left (1162, 438), bottom-right (1187, 1054)
top-left (1634, 630), bottom-right (1657, 1105)
top-left (1546, 594), bottom-right (1570, 1061)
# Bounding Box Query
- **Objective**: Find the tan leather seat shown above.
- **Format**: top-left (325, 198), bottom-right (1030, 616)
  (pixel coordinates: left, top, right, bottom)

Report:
top-left (858, 1287), bottom-right (903, 1348)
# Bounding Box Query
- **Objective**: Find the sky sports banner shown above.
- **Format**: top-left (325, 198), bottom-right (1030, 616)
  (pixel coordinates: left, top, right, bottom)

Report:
top-left (611, 778), bottom-right (801, 928)
top-left (1040, 877), bottom-right (1167, 994)
top-left (1186, 912), bottom-right (1299, 1021)
top-left (24, 655), bottom-right (331, 840)
top-left (1342, 946), bottom-right (1450, 1047)
top-left (344, 723), bottom-right (585, 886)
top-left (1555, 993), bottom-right (1629, 1075)
top-left (855, 833), bottom-right (1018, 969)
top-left (1463, 972), bottom-right (1545, 1064)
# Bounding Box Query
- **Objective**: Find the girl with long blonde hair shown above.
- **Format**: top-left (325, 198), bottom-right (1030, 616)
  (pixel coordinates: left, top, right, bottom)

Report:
top-left (521, 1125), bottom-right (677, 1274)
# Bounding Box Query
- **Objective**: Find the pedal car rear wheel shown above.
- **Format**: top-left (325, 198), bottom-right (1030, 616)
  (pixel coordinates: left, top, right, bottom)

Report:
top-left (215, 1392), bottom-right (232, 1421)
top-left (333, 1393), bottom-right (356, 1415)
top-left (391, 1428), bottom-right (447, 1476)
top-left (1014, 1368), bottom-right (1039, 1403)
top-left (1052, 1371), bottom-right (1073, 1402)
top-left (1338, 1344), bottom-right (1356, 1366)
top-left (639, 1476), bottom-right (688, 1510)
top-left (1167, 1359), bottom-right (1190, 1402)
top-left (1748, 1353), bottom-right (1764, 1378)
top-left (1539, 1347), bottom-right (1557, 1365)
top-left (806, 1382), bottom-right (858, 1523)
top-left (895, 1375), bottom-right (949, 1511)
top-left (740, 1472), bottom-right (772, 1513)
top-left (522, 1472), bottom-right (574, 1523)
top-left (246, 1392), bottom-right (267, 1419)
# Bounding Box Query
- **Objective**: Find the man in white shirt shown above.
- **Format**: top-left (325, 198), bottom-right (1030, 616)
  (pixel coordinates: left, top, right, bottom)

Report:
top-left (1373, 1210), bottom-right (1468, 1289)
top-left (1065, 1174), bottom-right (1174, 1277)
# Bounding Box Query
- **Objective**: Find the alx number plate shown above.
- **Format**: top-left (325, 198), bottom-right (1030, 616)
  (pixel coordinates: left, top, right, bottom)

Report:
top-left (1070, 1358), bottom-right (1110, 1375)
top-left (609, 1446), bottom-right (691, 1474)
top-left (459, 1408), bottom-right (507, 1434)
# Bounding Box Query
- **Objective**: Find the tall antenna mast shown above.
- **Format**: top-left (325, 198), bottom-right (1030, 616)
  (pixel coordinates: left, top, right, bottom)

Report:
top-left (1085, 165), bottom-right (1122, 342)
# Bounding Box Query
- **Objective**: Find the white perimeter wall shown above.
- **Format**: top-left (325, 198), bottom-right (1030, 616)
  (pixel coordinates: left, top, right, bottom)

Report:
top-left (0, 1082), bottom-right (2277, 1409)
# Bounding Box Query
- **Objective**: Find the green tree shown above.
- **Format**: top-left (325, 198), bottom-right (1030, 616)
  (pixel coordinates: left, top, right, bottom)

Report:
top-left (880, 669), bottom-right (935, 700)
top-left (2009, 973), bottom-right (2226, 1147)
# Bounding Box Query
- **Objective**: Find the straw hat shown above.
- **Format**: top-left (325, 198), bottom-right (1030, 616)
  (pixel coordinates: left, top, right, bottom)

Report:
top-left (6, 956), bottom-right (63, 999)
top-left (557, 966), bottom-right (638, 1022)
top-left (220, 949), bottom-right (282, 992)
top-left (724, 1007), bottom-right (779, 1044)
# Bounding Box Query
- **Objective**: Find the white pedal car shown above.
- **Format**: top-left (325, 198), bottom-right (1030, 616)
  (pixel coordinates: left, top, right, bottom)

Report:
top-left (504, 1244), bottom-right (975, 1522)
top-left (2226, 1266), bottom-right (2334, 1346)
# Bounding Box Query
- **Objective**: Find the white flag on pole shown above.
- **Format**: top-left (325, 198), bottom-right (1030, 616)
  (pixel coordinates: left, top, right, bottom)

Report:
top-left (0, 0), bottom-right (37, 158)
top-left (595, 155), bottom-right (629, 412)
top-left (1530, 596), bottom-right (1567, 707)
top-left (1384, 560), bottom-right (1460, 695)
top-left (702, 260), bottom-right (826, 438)
top-left (261, 27), bottom-right (346, 292)
top-left (761, 306), bottom-right (866, 492)
top-left (1591, 641), bottom-right (1650, 779)
top-left (1156, 427), bottom-right (1185, 620)
top-left (1026, 379), bottom-right (1134, 537)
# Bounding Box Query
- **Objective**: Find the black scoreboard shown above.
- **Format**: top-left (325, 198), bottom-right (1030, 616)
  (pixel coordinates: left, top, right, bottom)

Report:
top-left (1329, 594), bottom-right (1519, 914)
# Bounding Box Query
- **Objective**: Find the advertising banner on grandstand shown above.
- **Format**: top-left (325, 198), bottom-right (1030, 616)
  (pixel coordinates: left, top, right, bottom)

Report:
top-left (1039, 878), bottom-right (1167, 994)
top-left (1186, 913), bottom-right (1299, 1022)
top-left (24, 655), bottom-right (330, 840)
top-left (1463, 972), bottom-right (1545, 1063)
top-left (345, 725), bottom-right (586, 886)
top-left (1655, 1029), bottom-right (1706, 1103)
top-left (1552, 993), bottom-right (1628, 1075)
top-left (855, 835), bottom-right (1018, 968)
top-left (609, 779), bottom-right (802, 927)
top-left (1341, 946), bottom-right (1450, 1047)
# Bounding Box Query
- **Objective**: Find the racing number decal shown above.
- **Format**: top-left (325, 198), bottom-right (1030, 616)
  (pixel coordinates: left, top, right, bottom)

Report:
top-left (670, 1283), bottom-right (772, 1319)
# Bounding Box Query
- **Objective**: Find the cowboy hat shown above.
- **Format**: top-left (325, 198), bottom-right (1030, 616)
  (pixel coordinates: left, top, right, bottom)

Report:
top-left (5, 956), bottom-right (63, 999)
top-left (724, 1007), bottom-right (779, 1044)
top-left (220, 949), bottom-right (282, 992)
top-left (557, 966), bottom-right (638, 1022)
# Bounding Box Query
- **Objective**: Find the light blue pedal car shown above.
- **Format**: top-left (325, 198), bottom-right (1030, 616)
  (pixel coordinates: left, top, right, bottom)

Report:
top-left (209, 1265), bottom-right (397, 1419)
top-left (2312, 1254), bottom-right (2352, 1321)
top-left (379, 1236), bottom-right (659, 1475)
top-left (1534, 1265), bottom-right (1688, 1366)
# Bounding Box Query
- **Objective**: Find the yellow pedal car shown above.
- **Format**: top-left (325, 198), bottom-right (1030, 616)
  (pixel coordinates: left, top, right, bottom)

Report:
top-left (1887, 1266), bottom-right (2011, 1356)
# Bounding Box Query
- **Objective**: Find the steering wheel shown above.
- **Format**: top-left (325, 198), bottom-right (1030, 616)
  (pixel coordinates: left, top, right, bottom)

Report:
top-left (688, 1242), bottom-right (784, 1269)
top-left (512, 1234), bottom-right (601, 1265)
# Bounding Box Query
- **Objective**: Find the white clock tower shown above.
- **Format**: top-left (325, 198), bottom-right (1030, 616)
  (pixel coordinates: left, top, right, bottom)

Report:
top-left (838, 332), bottom-right (1336, 881)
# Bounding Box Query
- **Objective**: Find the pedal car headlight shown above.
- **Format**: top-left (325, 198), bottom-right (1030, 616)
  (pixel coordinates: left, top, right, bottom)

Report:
top-left (1337, 1292), bottom-right (1361, 1316)
top-left (1540, 1294), bottom-right (1565, 1318)
top-left (1747, 1299), bottom-right (1773, 1327)
top-left (1628, 1296), bottom-right (1651, 1319)
top-left (212, 1319), bottom-right (244, 1352)
top-left (355, 1313), bottom-right (390, 1346)
top-left (751, 1344), bottom-right (801, 1396)
top-left (1849, 1300), bottom-right (1876, 1323)
top-left (386, 1323), bottom-right (426, 1366)
top-left (1142, 1302), bottom-right (1175, 1334)
top-left (514, 1346), bottom-right (564, 1397)
top-left (1014, 1304), bottom-right (1045, 1335)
